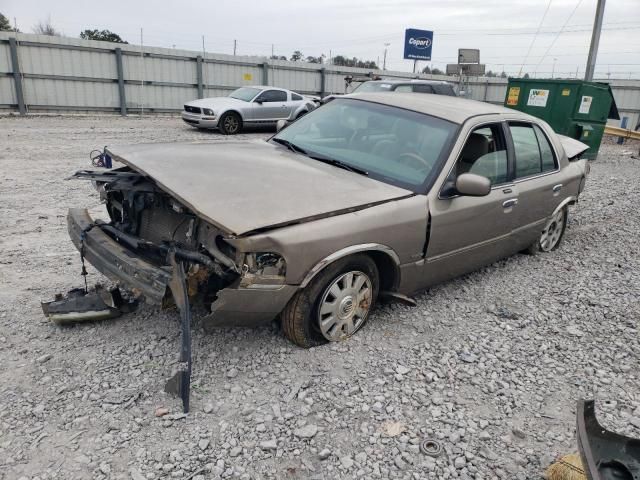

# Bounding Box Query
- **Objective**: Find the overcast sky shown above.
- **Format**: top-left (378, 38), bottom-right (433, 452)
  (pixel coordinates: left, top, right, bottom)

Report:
top-left (3, 0), bottom-right (640, 78)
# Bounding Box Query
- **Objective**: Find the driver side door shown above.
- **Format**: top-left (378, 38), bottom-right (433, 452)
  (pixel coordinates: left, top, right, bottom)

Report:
top-left (421, 122), bottom-right (521, 286)
top-left (251, 89), bottom-right (289, 121)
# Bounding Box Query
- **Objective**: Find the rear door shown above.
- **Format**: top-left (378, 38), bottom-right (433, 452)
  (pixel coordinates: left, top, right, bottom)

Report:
top-left (422, 121), bottom-right (520, 286)
top-left (506, 121), bottom-right (564, 248)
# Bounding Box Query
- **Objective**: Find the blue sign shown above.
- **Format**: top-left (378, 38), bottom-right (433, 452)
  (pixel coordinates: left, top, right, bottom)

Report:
top-left (404, 28), bottom-right (433, 61)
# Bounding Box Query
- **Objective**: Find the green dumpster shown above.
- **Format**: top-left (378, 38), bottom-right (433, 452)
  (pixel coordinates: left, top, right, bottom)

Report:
top-left (504, 78), bottom-right (619, 160)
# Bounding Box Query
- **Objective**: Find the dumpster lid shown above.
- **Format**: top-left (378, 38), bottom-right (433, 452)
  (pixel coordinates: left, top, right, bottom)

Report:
top-left (605, 84), bottom-right (620, 120)
top-left (558, 135), bottom-right (589, 160)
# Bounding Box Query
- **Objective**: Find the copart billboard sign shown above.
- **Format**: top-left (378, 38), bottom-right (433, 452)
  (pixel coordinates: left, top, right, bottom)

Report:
top-left (404, 28), bottom-right (433, 61)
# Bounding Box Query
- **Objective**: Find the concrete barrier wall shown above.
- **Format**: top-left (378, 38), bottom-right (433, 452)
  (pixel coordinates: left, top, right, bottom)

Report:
top-left (1, 32), bottom-right (638, 128)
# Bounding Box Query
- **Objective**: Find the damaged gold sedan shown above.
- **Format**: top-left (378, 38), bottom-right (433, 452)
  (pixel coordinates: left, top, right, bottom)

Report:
top-left (68, 93), bottom-right (590, 349)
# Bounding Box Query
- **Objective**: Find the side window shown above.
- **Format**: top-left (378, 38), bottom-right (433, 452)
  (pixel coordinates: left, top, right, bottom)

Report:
top-left (413, 84), bottom-right (435, 94)
top-left (510, 123), bottom-right (556, 178)
top-left (534, 124), bottom-right (557, 171)
top-left (454, 124), bottom-right (508, 185)
top-left (394, 85), bottom-right (413, 92)
top-left (257, 90), bottom-right (287, 102)
top-left (291, 93), bottom-right (303, 101)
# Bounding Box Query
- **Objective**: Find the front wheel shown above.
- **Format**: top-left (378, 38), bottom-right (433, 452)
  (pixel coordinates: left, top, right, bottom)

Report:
top-left (525, 206), bottom-right (568, 254)
top-left (281, 254), bottom-right (379, 348)
top-left (218, 112), bottom-right (242, 135)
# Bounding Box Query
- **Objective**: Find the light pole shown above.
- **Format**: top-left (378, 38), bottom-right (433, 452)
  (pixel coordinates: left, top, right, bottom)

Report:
top-left (585, 0), bottom-right (605, 81)
top-left (383, 43), bottom-right (390, 70)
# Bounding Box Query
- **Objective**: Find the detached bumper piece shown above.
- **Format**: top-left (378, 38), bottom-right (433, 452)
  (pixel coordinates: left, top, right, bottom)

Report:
top-left (68, 208), bottom-right (172, 303)
top-left (577, 399), bottom-right (640, 480)
top-left (41, 285), bottom-right (136, 325)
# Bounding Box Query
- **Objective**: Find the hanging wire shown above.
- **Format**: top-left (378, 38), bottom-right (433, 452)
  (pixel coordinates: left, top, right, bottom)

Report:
top-left (519, 0), bottom-right (553, 77)
top-left (535, 0), bottom-right (585, 71)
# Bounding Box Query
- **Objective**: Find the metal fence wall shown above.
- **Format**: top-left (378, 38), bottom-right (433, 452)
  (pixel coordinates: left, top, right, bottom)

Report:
top-left (1, 32), bottom-right (639, 128)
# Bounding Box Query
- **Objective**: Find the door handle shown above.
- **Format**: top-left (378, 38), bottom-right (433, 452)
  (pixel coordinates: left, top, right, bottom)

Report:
top-left (502, 188), bottom-right (513, 194)
top-left (503, 198), bottom-right (518, 208)
top-left (552, 184), bottom-right (563, 193)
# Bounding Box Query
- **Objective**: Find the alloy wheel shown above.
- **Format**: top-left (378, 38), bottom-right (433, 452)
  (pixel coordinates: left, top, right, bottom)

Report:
top-left (540, 209), bottom-right (565, 252)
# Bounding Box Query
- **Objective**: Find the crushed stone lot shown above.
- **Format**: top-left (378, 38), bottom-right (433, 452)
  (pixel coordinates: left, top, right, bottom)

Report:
top-left (1, 115), bottom-right (639, 480)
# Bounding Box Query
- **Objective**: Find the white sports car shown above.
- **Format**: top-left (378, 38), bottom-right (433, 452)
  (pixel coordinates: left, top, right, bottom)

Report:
top-left (181, 86), bottom-right (318, 134)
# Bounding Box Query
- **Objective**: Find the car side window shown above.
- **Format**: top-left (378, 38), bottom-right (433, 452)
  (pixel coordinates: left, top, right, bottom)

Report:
top-left (257, 90), bottom-right (287, 102)
top-left (510, 123), bottom-right (556, 178)
top-left (291, 93), bottom-right (303, 101)
top-left (413, 84), bottom-right (435, 93)
top-left (454, 124), bottom-right (508, 185)
top-left (533, 124), bottom-right (557, 171)
top-left (394, 85), bottom-right (413, 92)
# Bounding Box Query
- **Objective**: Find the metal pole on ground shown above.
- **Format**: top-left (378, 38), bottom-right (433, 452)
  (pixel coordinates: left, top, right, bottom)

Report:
top-left (115, 47), bottom-right (127, 115)
top-left (585, 0), bottom-right (605, 81)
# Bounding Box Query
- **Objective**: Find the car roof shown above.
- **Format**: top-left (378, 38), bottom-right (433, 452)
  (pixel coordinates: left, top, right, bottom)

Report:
top-left (344, 92), bottom-right (534, 124)
top-left (246, 85), bottom-right (289, 92)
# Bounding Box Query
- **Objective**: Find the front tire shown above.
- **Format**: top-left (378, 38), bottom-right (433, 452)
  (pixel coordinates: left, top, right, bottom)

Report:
top-left (281, 254), bottom-right (379, 348)
top-left (219, 112), bottom-right (242, 135)
top-left (525, 206), bottom-right (568, 254)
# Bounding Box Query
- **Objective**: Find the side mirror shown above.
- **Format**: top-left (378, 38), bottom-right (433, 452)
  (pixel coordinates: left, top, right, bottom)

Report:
top-left (276, 119), bottom-right (288, 132)
top-left (255, 98), bottom-right (264, 104)
top-left (455, 173), bottom-right (491, 197)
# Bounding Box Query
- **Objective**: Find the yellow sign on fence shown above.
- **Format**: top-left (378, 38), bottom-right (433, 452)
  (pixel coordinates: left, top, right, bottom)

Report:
top-left (243, 73), bottom-right (253, 81)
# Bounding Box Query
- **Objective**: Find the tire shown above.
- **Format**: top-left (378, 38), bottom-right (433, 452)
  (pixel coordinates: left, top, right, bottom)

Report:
top-left (296, 110), bottom-right (308, 119)
top-left (218, 112), bottom-right (242, 135)
top-left (524, 206), bottom-right (568, 254)
top-left (281, 254), bottom-right (379, 348)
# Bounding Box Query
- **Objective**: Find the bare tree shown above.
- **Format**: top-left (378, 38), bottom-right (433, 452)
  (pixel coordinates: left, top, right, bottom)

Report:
top-left (33, 17), bottom-right (60, 36)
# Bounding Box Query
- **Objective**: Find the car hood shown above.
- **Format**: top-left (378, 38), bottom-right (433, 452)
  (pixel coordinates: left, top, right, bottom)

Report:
top-left (184, 97), bottom-right (248, 110)
top-left (105, 141), bottom-right (413, 236)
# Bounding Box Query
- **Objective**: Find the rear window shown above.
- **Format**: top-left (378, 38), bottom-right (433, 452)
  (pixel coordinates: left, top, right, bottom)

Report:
top-left (291, 93), bottom-right (303, 100)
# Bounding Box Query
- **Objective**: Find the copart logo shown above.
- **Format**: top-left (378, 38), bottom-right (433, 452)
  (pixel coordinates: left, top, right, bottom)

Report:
top-left (409, 37), bottom-right (431, 49)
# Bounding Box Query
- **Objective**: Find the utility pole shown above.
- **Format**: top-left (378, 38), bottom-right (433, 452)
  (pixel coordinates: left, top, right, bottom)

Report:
top-left (383, 43), bottom-right (390, 71)
top-left (271, 44), bottom-right (274, 58)
top-left (233, 40), bottom-right (237, 56)
top-left (585, 0), bottom-right (605, 81)
top-left (14, 17), bottom-right (18, 32)
top-left (413, 60), bottom-right (417, 74)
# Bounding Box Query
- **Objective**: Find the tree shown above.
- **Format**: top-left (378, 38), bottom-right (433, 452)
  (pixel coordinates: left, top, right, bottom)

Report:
top-left (332, 54), bottom-right (378, 69)
top-left (422, 66), bottom-right (431, 74)
top-left (33, 18), bottom-right (60, 36)
top-left (431, 67), bottom-right (444, 75)
top-left (500, 71), bottom-right (507, 78)
top-left (523, 73), bottom-right (530, 79)
top-left (290, 50), bottom-right (303, 62)
top-left (270, 55), bottom-right (287, 61)
top-left (485, 70), bottom-right (497, 77)
top-left (80, 29), bottom-right (127, 43)
top-left (306, 55), bottom-right (320, 64)
top-left (0, 13), bottom-right (18, 32)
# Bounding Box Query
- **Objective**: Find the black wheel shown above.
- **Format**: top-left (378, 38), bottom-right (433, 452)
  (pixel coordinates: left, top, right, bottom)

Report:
top-left (296, 110), bottom-right (308, 119)
top-left (219, 112), bottom-right (242, 135)
top-left (524, 206), bottom-right (568, 254)
top-left (281, 254), bottom-right (379, 348)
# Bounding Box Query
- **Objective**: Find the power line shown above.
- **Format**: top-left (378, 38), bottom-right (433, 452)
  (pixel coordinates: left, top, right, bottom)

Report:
top-left (519, 0), bottom-right (553, 76)
top-left (536, 0), bottom-right (585, 70)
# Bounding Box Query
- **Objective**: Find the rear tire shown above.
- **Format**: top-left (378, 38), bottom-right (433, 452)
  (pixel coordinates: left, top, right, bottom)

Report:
top-left (219, 112), bottom-right (242, 135)
top-left (524, 206), bottom-right (568, 254)
top-left (281, 254), bottom-right (379, 348)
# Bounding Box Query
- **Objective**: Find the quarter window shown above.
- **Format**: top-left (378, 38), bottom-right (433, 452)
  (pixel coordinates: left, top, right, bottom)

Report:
top-left (510, 123), bottom-right (556, 178)
top-left (291, 93), bottom-right (303, 101)
top-left (412, 84), bottom-right (435, 93)
top-left (394, 85), bottom-right (413, 92)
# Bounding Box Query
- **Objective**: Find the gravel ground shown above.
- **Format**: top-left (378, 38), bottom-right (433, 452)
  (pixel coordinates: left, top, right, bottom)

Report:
top-left (1, 115), bottom-right (639, 480)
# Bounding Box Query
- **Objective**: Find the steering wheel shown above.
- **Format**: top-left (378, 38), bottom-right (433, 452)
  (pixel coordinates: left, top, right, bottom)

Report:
top-left (397, 152), bottom-right (432, 171)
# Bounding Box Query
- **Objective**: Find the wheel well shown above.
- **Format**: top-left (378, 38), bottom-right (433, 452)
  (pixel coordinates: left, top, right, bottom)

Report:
top-left (365, 251), bottom-right (399, 292)
top-left (222, 110), bottom-right (242, 121)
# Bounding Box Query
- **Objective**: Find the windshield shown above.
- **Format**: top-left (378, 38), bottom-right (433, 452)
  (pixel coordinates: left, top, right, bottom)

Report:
top-left (352, 82), bottom-right (393, 93)
top-left (229, 87), bottom-right (261, 102)
top-left (271, 98), bottom-right (457, 192)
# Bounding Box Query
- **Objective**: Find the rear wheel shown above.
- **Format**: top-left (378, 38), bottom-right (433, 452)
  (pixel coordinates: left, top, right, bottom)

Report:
top-left (525, 206), bottom-right (568, 254)
top-left (281, 254), bottom-right (379, 348)
top-left (219, 112), bottom-right (242, 135)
